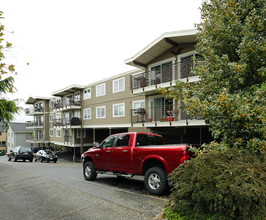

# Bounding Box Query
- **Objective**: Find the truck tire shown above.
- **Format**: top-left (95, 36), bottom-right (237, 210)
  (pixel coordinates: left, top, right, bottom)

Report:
top-left (144, 167), bottom-right (168, 195)
top-left (83, 161), bottom-right (97, 181)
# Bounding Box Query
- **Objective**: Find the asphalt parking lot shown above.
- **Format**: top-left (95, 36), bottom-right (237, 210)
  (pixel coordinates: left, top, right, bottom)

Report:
top-left (0, 155), bottom-right (167, 220)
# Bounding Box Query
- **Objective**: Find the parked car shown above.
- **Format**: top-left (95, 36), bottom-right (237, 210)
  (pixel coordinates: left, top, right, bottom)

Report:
top-left (35, 150), bottom-right (58, 163)
top-left (7, 146), bottom-right (34, 162)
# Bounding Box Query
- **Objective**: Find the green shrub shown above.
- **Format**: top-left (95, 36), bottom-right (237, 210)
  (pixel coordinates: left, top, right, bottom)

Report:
top-left (167, 149), bottom-right (265, 220)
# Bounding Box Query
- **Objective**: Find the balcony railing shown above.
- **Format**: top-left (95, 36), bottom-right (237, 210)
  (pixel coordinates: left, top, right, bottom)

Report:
top-left (53, 98), bottom-right (81, 110)
top-left (26, 134), bottom-right (44, 142)
top-left (26, 121), bottom-right (44, 127)
top-left (25, 107), bottom-right (44, 115)
top-left (131, 105), bottom-right (202, 124)
top-left (131, 60), bottom-right (195, 90)
top-left (53, 117), bottom-right (81, 127)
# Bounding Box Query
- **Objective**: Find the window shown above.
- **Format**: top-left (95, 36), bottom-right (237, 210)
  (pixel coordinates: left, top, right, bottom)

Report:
top-left (101, 136), bottom-right (116, 148)
top-left (56, 129), bottom-right (61, 137)
top-left (49, 114), bottom-right (54, 122)
top-left (56, 113), bottom-right (61, 120)
top-left (49, 129), bottom-right (54, 137)
top-left (77, 129), bottom-right (86, 138)
top-left (113, 103), bottom-right (125, 117)
top-left (74, 92), bottom-right (80, 102)
top-left (113, 77), bottom-right (125, 93)
top-left (115, 135), bottom-right (130, 147)
top-left (74, 110), bottom-right (80, 118)
top-left (179, 51), bottom-right (199, 78)
top-left (83, 108), bottom-right (91, 119)
top-left (136, 134), bottom-right (164, 146)
top-left (96, 106), bottom-right (106, 119)
top-left (96, 83), bottom-right (106, 97)
top-left (133, 100), bottom-right (145, 110)
top-left (149, 59), bottom-right (174, 84)
top-left (84, 88), bottom-right (91, 99)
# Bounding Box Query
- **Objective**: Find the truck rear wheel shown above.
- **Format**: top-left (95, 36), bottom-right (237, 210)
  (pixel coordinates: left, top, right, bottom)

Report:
top-left (83, 161), bottom-right (97, 181)
top-left (144, 167), bottom-right (168, 195)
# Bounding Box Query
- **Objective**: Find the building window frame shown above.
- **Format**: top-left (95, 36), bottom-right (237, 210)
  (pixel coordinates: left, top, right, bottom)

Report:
top-left (83, 88), bottom-right (91, 100)
top-left (96, 106), bottom-right (106, 119)
top-left (113, 77), bottom-right (125, 93)
top-left (96, 83), bottom-right (106, 97)
top-left (49, 114), bottom-right (54, 122)
top-left (132, 100), bottom-right (145, 115)
top-left (49, 129), bottom-right (54, 137)
top-left (56, 129), bottom-right (61, 137)
top-left (83, 108), bottom-right (91, 120)
top-left (113, 103), bottom-right (125, 117)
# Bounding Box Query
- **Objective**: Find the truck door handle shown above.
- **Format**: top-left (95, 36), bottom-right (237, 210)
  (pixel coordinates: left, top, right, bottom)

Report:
top-left (106, 150), bottom-right (111, 153)
top-left (122, 150), bottom-right (128, 153)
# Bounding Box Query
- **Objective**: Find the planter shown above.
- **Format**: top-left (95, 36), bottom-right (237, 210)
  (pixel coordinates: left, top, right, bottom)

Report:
top-left (167, 117), bottom-right (174, 121)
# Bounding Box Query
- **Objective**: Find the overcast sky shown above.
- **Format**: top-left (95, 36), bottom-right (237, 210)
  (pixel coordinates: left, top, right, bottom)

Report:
top-left (1, 0), bottom-right (202, 121)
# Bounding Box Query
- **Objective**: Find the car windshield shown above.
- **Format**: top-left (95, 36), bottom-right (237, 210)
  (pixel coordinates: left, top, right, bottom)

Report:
top-left (45, 150), bottom-right (55, 155)
top-left (20, 147), bottom-right (32, 153)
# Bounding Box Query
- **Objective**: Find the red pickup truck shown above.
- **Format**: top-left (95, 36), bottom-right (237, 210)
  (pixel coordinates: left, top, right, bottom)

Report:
top-left (81, 132), bottom-right (190, 195)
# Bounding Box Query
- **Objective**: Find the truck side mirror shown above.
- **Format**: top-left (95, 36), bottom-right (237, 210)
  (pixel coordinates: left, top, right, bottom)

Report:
top-left (93, 142), bottom-right (100, 148)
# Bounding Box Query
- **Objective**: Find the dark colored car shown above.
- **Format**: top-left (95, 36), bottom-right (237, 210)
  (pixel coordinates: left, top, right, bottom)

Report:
top-left (7, 146), bottom-right (34, 162)
top-left (35, 150), bottom-right (58, 163)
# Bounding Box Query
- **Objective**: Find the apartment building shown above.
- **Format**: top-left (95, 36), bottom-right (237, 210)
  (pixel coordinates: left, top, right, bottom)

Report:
top-left (125, 29), bottom-right (212, 144)
top-left (25, 97), bottom-right (51, 148)
top-left (25, 29), bottom-right (212, 161)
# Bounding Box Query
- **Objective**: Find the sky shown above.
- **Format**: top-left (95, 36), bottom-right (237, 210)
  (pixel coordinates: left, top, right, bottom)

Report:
top-left (1, 0), bottom-right (202, 121)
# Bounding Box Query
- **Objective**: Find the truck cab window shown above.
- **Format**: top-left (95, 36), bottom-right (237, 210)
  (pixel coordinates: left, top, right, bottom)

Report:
top-left (115, 135), bottom-right (130, 147)
top-left (102, 136), bottom-right (116, 148)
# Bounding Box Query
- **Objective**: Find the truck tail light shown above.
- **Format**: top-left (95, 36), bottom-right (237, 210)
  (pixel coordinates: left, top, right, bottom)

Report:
top-left (180, 150), bottom-right (189, 163)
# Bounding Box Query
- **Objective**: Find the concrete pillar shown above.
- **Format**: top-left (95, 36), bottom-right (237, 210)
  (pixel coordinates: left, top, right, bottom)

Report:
top-left (73, 147), bottom-right (76, 162)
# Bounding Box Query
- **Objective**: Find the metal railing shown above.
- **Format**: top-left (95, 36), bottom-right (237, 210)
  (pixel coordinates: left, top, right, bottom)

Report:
top-left (130, 60), bottom-right (195, 90)
top-left (25, 107), bottom-right (44, 115)
top-left (26, 121), bottom-right (44, 127)
top-left (131, 105), bottom-right (202, 124)
top-left (53, 117), bottom-right (81, 127)
top-left (26, 133), bottom-right (44, 142)
top-left (53, 98), bottom-right (81, 110)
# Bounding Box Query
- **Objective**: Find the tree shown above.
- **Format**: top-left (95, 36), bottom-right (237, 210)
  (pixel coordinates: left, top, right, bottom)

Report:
top-left (0, 11), bottom-right (20, 128)
top-left (160, 0), bottom-right (265, 153)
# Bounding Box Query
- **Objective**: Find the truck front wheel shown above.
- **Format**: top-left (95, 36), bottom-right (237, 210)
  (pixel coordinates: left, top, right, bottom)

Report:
top-left (83, 161), bottom-right (97, 181)
top-left (144, 167), bottom-right (168, 195)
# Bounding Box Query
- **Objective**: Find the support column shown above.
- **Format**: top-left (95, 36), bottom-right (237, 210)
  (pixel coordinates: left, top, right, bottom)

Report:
top-left (73, 147), bottom-right (76, 162)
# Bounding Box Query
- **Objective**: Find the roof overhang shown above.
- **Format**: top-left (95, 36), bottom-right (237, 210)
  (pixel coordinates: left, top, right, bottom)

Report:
top-left (25, 96), bottom-right (52, 104)
top-left (125, 29), bottom-right (198, 68)
top-left (51, 84), bottom-right (85, 97)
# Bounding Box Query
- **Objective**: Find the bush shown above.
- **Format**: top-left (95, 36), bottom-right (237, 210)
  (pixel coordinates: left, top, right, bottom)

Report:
top-left (166, 149), bottom-right (265, 220)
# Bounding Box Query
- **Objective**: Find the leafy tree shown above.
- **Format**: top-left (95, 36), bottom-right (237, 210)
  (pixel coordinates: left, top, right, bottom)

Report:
top-left (0, 11), bottom-right (20, 128)
top-left (160, 0), bottom-right (265, 153)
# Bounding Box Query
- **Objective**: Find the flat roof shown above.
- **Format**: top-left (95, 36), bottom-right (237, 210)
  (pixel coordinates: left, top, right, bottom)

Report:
top-left (51, 84), bottom-right (85, 97)
top-left (125, 29), bottom-right (197, 68)
top-left (25, 96), bottom-right (52, 104)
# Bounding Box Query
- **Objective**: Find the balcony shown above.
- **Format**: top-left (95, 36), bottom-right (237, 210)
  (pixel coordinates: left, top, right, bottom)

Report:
top-left (130, 60), bottom-right (198, 93)
top-left (26, 121), bottom-right (44, 128)
top-left (53, 98), bottom-right (81, 111)
top-left (25, 107), bottom-right (44, 115)
top-left (53, 117), bottom-right (81, 127)
top-left (26, 134), bottom-right (44, 143)
top-left (131, 105), bottom-right (204, 127)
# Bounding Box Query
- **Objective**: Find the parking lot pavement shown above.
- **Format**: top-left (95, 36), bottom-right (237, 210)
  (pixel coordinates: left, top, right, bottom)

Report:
top-left (0, 156), bottom-right (166, 220)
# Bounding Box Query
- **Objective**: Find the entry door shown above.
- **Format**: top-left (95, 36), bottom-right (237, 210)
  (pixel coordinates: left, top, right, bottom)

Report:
top-left (151, 98), bottom-right (164, 121)
top-left (150, 97), bottom-right (173, 120)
